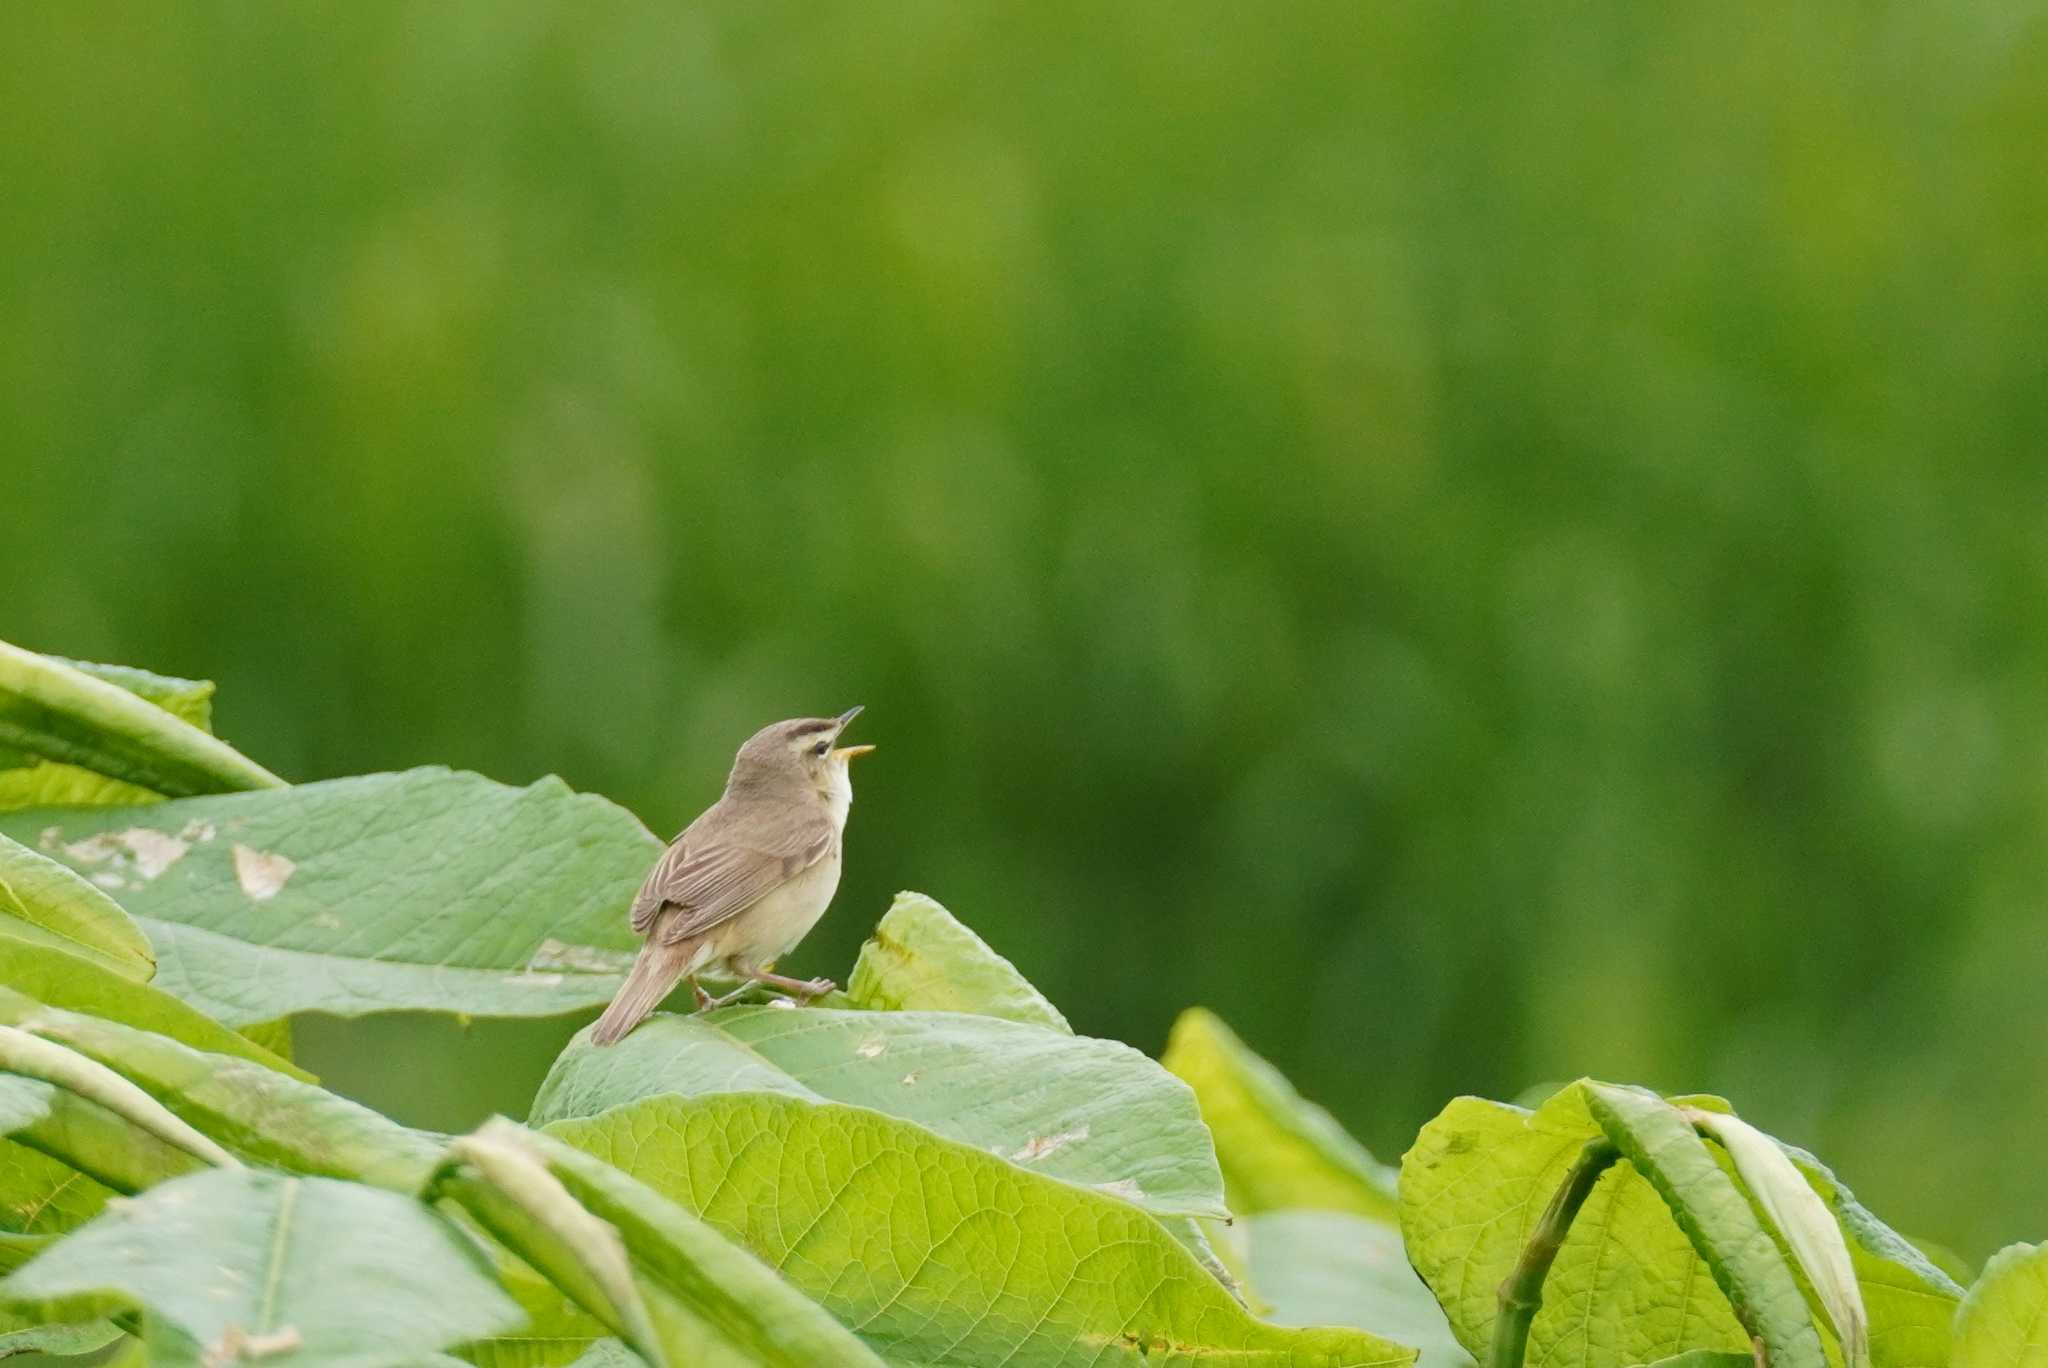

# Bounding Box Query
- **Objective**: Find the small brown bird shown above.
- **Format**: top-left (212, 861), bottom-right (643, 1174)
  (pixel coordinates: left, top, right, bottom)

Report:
top-left (589, 707), bottom-right (874, 1045)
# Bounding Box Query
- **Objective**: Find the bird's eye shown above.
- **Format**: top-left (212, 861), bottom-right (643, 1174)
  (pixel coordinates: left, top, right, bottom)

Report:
top-left (812, 741), bottom-right (830, 757)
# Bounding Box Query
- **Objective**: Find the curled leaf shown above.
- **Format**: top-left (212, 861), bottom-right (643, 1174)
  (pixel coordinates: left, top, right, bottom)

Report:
top-left (1684, 1108), bottom-right (1868, 1368)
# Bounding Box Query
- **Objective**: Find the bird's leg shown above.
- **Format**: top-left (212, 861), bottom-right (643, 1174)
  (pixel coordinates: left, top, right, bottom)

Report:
top-left (697, 983), bottom-right (756, 1011)
top-left (747, 967), bottom-right (837, 1002)
top-left (689, 969), bottom-right (756, 1013)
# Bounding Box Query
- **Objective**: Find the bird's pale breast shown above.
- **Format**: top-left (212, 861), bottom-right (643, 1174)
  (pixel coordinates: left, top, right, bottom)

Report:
top-left (723, 846), bottom-right (842, 966)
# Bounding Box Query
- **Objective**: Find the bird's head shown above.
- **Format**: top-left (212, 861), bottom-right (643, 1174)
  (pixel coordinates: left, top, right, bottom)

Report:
top-left (729, 706), bottom-right (874, 806)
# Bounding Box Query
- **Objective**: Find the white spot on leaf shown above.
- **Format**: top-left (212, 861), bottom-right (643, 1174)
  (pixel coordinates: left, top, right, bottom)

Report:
top-left (1011, 1126), bottom-right (1089, 1163)
top-left (856, 1037), bottom-right (886, 1058)
top-left (231, 845), bottom-right (295, 901)
top-left (900, 1071), bottom-right (921, 1086)
top-left (1094, 1178), bottom-right (1146, 1202)
top-left (203, 1324), bottom-right (302, 1367)
top-left (63, 828), bottom-right (190, 880)
top-left (529, 938), bottom-right (634, 974)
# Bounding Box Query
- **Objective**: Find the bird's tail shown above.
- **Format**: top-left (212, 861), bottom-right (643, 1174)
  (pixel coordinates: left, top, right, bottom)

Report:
top-left (590, 939), bottom-right (692, 1046)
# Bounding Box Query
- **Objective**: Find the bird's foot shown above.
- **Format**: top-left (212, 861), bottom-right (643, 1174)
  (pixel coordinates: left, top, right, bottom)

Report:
top-left (693, 981), bottom-right (756, 1013)
top-left (748, 970), bottom-right (837, 1003)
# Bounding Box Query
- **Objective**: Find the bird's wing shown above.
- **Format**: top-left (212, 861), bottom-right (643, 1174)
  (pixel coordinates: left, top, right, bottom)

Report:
top-left (631, 812), bottom-right (837, 946)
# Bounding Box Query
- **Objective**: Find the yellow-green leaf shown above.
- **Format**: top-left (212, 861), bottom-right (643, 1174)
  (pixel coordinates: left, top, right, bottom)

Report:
top-left (1165, 1007), bottom-right (1396, 1220)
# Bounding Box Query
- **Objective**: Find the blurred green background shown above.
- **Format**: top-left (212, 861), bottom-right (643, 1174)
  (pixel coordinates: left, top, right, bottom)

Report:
top-left (4, 2), bottom-right (2043, 1259)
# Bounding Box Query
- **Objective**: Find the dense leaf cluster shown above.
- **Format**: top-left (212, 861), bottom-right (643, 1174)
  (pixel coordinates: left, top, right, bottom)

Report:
top-left (0, 644), bottom-right (2038, 1367)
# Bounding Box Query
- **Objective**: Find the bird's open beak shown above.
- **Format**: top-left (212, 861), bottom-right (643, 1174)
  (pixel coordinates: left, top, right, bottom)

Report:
top-left (831, 705), bottom-right (872, 760)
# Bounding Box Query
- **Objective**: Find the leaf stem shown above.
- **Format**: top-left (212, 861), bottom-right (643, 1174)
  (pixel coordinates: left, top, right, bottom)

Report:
top-left (1489, 1137), bottom-right (1620, 1368)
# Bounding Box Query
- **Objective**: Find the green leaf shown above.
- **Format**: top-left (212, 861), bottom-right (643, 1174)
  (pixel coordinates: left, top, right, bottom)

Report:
top-left (533, 1004), bottom-right (1227, 1219)
top-left (0, 657), bottom-right (217, 812)
top-left (1953, 1241), bottom-right (2048, 1368)
top-left (1785, 1155), bottom-right (1961, 1368)
top-left (0, 641), bottom-right (280, 799)
top-left (0, 1136), bottom-right (118, 1236)
top-left (433, 1127), bottom-right (670, 1368)
top-left (1675, 1095), bottom-right (1961, 1368)
top-left (845, 891), bottom-right (1070, 1031)
top-left (0, 942), bottom-right (303, 1076)
top-left (0, 1168), bottom-right (522, 1367)
top-left (0, 1309), bottom-right (120, 1358)
top-left (457, 1258), bottom-right (611, 1368)
top-left (1239, 1210), bottom-right (1472, 1368)
top-left (0, 1231), bottom-right (49, 1274)
top-left (0, 830), bottom-right (154, 979)
top-left (239, 1016), bottom-right (297, 1064)
top-left (1402, 1086), bottom-right (1753, 1367)
top-left (0, 1072), bottom-right (204, 1233)
top-left (1401, 1083), bottom-right (1956, 1368)
top-left (548, 1091), bottom-right (1416, 1367)
top-left (1581, 1084), bottom-right (1827, 1368)
top-left (0, 760), bottom-right (164, 811)
top-left (1164, 1007), bottom-right (1397, 1220)
top-left (0, 1024), bottom-right (235, 1169)
top-left (1904, 1236), bottom-right (1973, 1289)
top-left (60, 659), bottom-right (216, 730)
top-left (454, 1120), bottom-right (889, 1368)
top-left (9, 1002), bottom-right (441, 1191)
top-left (0, 768), bottom-right (657, 1024)
top-left (1631, 1355), bottom-right (1753, 1368)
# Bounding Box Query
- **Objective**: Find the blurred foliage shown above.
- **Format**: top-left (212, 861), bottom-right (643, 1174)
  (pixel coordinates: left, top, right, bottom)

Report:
top-left (3, 0), bottom-right (2043, 1259)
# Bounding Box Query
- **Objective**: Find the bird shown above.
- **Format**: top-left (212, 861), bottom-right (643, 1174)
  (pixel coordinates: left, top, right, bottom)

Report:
top-left (588, 707), bottom-right (874, 1045)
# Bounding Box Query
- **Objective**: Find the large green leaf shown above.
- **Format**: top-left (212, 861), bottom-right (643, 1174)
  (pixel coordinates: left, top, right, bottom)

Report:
top-left (446, 1120), bottom-right (889, 1368)
top-left (1400, 1083), bottom-right (1956, 1368)
top-left (0, 1071), bottom-right (203, 1237)
top-left (0, 657), bottom-right (217, 811)
top-left (533, 1005), bottom-right (1227, 1219)
top-left (0, 641), bottom-right (280, 800)
top-left (1403, 1087), bottom-right (1749, 1366)
top-left (1581, 1084), bottom-right (1826, 1368)
top-left (845, 891), bottom-right (1070, 1031)
top-left (0, 830), bottom-right (153, 979)
top-left (1238, 1211), bottom-right (1471, 1368)
top-left (1163, 1008), bottom-right (1397, 1221)
top-left (0, 768), bottom-right (657, 1024)
top-left (548, 1091), bottom-right (1416, 1367)
top-left (9, 1001), bottom-right (440, 1191)
top-left (0, 1168), bottom-right (522, 1367)
top-left (0, 943), bottom-right (302, 1075)
top-left (0, 967), bottom-right (294, 1241)
top-left (1952, 1241), bottom-right (2048, 1368)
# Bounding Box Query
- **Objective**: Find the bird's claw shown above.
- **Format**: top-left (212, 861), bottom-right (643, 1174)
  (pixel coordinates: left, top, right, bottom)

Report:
top-left (693, 981), bottom-right (755, 1013)
top-left (797, 976), bottom-right (835, 1001)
